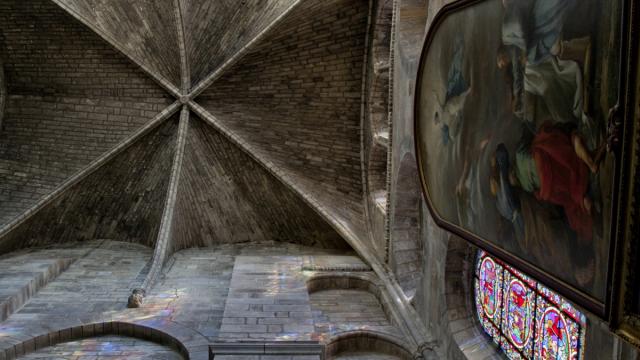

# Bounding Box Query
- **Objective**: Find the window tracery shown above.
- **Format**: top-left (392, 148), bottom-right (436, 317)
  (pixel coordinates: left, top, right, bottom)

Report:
top-left (474, 250), bottom-right (587, 359)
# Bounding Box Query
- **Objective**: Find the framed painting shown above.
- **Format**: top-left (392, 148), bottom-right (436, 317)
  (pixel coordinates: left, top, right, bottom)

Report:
top-left (609, 0), bottom-right (640, 345)
top-left (414, 0), bottom-right (636, 317)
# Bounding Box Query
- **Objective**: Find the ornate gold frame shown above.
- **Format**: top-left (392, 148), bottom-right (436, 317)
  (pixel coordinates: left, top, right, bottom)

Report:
top-left (609, 0), bottom-right (640, 347)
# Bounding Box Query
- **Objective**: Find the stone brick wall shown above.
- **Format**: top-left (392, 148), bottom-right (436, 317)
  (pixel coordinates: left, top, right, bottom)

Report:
top-left (171, 116), bottom-right (349, 250)
top-left (197, 0), bottom-right (369, 217)
top-left (0, 256), bottom-right (72, 322)
top-left (387, 0), bottom-right (428, 304)
top-left (144, 247), bottom-right (236, 343)
top-left (310, 289), bottom-right (401, 341)
top-left (0, 241), bottom-right (154, 335)
top-left (219, 256), bottom-right (317, 341)
top-left (0, 119), bottom-right (177, 253)
top-left (0, 242), bottom-right (376, 359)
top-left (389, 153), bottom-right (422, 297)
top-left (0, 0), bottom-right (173, 227)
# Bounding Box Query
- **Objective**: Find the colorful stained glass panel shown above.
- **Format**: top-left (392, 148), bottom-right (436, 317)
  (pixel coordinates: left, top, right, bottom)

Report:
top-left (479, 256), bottom-right (502, 320)
top-left (538, 283), bottom-right (587, 327)
top-left (502, 276), bottom-right (535, 357)
top-left (500, 335), bottom-right (527, 360)
top-left (474, 251), bottom-right (586, 360)
top-left (534, 296), bottom-right (582, 360)
top-left (475, 253), bottom-right (504, 342)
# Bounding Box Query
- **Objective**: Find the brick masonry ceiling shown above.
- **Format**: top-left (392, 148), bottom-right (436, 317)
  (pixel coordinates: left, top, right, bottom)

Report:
top-left (0, 0), bottom-right (373, 255)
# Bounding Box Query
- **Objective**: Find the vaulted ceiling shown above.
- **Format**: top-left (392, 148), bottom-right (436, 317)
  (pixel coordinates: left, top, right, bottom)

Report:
top-left (0, 0), bottom-right (373, 257)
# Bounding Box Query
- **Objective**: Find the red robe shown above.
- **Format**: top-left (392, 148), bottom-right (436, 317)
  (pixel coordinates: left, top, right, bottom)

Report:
top-left (532, 123), bottom-right (592, 241)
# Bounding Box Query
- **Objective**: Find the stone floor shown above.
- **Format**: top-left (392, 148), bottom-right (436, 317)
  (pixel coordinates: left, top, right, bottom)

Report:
top-left (0, 241), bottom-right (408, 359)
top-left (20, 335), bottom-right (183, 360)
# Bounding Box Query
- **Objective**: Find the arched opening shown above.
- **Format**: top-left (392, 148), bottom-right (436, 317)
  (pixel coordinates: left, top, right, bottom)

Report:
top-left (307, 273), bottom-right (382, 296)
top-left (307, 274), bottom-right (401, 344)
top-left (325, 331), bottom-right (414, 360)
top-left (442, 235), bottom-right (500, 359)
top-left (19, 335), bottom-right (184, 360)
top-left (4, 321), bottom-right (189, 359)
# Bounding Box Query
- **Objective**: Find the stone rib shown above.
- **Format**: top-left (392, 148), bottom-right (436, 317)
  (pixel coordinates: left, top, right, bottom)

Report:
top-left (173, 0), bottom-right (191, 92)
top-left (187, 0), bottom-right (304, 98)
top-left (139, 105), bottom-right (190, 293)
top-left (49, 0), bottom-right (182, 98)
top-left (0, 102), bottom-right (181, 240)
top-left (360, 0), bottom-right (378, 265)
top-left (384, 0), bottom-right (398, 265)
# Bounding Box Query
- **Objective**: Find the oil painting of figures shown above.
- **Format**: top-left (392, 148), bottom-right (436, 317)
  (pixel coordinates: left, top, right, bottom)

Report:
top-left (416, 0), bottom-right (622, 303)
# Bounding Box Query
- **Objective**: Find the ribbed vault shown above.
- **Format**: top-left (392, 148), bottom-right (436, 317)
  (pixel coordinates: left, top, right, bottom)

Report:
top-left (0, 0), bottom-right (385, 291)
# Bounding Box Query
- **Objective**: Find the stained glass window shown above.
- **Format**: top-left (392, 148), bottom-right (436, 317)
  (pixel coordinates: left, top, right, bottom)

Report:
top-left (474, 250), bottom-right (587, 359)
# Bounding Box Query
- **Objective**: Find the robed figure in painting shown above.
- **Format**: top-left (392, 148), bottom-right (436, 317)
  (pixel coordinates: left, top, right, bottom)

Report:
top-left (499, 0), bottom-right (593, 132)
top-left (490, 0), bottom-right (609, 287)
